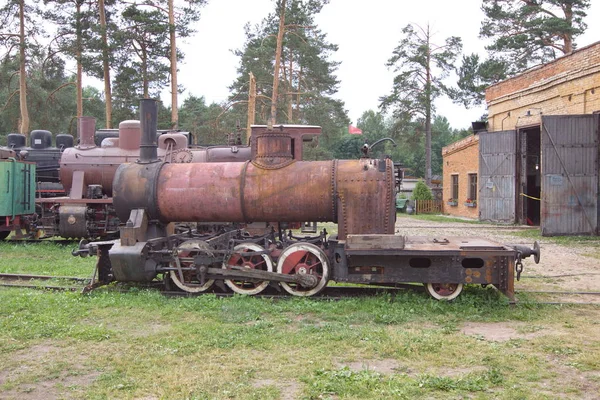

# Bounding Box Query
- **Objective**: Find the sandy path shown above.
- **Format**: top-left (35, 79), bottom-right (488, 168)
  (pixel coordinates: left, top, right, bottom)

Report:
top-left (394, 216), bottom-right (600, 303)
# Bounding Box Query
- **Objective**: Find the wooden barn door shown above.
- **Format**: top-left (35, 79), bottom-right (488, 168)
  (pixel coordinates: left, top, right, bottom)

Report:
top-left (479, 130), bottom-right (517, 223)
top-left (541, 115), bottom-right (599, 236)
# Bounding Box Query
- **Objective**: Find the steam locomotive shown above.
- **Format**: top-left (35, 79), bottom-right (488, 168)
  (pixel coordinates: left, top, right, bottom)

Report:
top-left (2, 115), bottom-right (321, 240)
top-left (74, 99), bottom-right (540, 300)
top-left (6, 129), bottom-right (74, 197)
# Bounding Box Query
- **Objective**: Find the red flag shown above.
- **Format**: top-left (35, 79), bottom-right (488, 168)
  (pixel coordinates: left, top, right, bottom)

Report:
top-left (348, 125), bottom-right (362, 135)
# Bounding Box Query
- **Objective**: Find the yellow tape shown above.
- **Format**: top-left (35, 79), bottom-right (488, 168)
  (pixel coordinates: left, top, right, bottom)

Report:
top-left (519, 193), bottom-right (541, 201)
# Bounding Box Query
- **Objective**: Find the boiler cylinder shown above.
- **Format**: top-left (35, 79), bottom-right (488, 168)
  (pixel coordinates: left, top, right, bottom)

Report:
top-left (112, 158), bottom-right (396, 238)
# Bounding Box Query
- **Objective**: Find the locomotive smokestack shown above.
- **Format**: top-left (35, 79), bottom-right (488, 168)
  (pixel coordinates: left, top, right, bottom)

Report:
top-left (139, 99), bottom-right (158, 163)
top-left (77, 116), bottom-right (96, 148)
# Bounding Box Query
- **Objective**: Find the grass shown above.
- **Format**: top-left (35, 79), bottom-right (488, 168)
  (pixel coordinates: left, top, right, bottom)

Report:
top-left (397, 213), bottom-right (488, 225)
top-left (0, 241), bottom-right (96, 277)
top-left (1, 236), bottom-right (599, 399)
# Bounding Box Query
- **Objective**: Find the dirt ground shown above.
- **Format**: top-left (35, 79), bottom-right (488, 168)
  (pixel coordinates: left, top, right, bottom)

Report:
top-left (395, 216), bottom-right (600, 304)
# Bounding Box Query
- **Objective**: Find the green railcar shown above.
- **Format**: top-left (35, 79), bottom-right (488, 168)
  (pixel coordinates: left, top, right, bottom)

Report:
top-left (0, 153), bottom-right (36, 239)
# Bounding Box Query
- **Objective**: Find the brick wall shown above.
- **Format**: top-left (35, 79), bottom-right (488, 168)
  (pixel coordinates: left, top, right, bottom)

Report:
top-left (441, 135), bottom-right (479, 218)
top-left (487, 41), bottom-right (600, 131)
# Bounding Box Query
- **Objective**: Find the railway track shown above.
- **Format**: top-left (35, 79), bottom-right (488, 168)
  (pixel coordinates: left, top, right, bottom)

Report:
top-left (0, 273), bottom-right (90, 291)
top-left (513, 289), bottom-right (600, 306)
top-left (4, 239), bottom-right (80, 246)
top-left (161, 285), bottom-right (415, 299)
top-left (1, 273), bottom-right (599, 305)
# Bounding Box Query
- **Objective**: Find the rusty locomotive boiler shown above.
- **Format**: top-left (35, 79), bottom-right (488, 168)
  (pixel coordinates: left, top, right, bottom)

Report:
top-left (75, 99), bottom-right (540, 300)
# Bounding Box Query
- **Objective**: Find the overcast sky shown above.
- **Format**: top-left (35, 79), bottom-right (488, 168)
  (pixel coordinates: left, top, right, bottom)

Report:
top-left (171, 0), bottom-right (600, 130)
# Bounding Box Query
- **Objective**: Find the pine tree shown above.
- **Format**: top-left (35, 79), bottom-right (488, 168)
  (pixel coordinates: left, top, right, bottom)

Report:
top-left (178, 95), bottom-right (229, 145)
top-left (0, 0), bottom-right (44, 137)
top-left (448, 54), bottom-right (509, 107)
top-left (480, 0), bottom-right (591, 73)
top-left (380, 23), bottom-right (462, 186)
top-left (44, 0), bottom-right (99, 119)
top-left (229, 0), bottom-right (348, 151)
top-left (112, 0), bottom-right (205, 126)
top-left (450, 1), bottom-right (591, 108)
top-left (0, 50), bottom-right (105, 136)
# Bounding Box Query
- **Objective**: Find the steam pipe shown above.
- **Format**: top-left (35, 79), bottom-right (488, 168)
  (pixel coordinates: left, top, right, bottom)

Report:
top-left (139, 99), bottom-right (158, 163)
top-left (370, 137), bottom-right (397, 149)
top-left (361, 137), bottom-right (397, 158)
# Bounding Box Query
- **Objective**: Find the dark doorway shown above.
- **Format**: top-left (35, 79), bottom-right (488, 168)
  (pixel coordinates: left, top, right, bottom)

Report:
top-left (518, 126), bottom-right (541, 225)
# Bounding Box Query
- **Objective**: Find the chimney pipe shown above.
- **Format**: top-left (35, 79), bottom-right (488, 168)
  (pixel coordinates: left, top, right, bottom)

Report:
top-left (77, 116), bottom-right (96, 148)
top-left (139, 99), bottom-right (158, 163)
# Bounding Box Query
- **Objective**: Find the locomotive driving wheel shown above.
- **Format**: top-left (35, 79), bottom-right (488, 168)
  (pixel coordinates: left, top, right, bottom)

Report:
top-left (277, 242), bottom-right (330, 297)
top-left (169, 239), bottom-right (215, 293)
top-left (223, 243), bottom-right (273, 295)
top-left (424, 283), bottom-right (463, 301)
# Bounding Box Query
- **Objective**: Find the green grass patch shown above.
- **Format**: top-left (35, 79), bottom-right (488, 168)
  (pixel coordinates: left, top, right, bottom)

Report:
top-left (1, 232), bottom-right (599, 398)
top-left (0, 241), bottom-right (96, 277)
top-left (397, 213), bottom-right (487, 225)
top-left (0, 286), bottom-right (598, 399)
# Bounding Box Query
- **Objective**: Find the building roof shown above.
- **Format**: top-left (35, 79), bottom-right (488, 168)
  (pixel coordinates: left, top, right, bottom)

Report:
top-left (442, 134), bottom-right (479, 156)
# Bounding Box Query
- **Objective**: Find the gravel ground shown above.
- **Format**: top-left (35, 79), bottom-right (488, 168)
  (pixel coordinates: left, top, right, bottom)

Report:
top-left (395, 216), bottom-right (600, 303)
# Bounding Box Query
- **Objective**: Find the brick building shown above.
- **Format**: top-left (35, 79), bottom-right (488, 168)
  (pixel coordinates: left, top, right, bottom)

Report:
top-left (486, 41), bottom-right (600, 131)
top-left (443, 41), bottom-right (600, 235)
top-left (442, 135), bottom-right (479, 218)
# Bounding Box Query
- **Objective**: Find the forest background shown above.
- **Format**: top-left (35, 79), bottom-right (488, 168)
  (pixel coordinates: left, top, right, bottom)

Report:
top-left (0, 0), bottom-right (596, 179)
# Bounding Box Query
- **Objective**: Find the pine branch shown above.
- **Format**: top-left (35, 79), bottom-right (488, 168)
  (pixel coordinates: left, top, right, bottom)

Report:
top-left (1, 90), bottom-right (19, 111)
top-left (46, 82), bottom-right (76, 103)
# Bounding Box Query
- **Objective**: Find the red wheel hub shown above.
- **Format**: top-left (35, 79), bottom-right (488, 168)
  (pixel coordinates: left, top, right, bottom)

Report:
top-left (281, 251), bottom-right (322, 278)
top-left (430, 283), bottom-right (459, 296)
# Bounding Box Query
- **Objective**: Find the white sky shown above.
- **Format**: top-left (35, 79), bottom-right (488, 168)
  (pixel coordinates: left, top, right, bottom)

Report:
top-left (170, 0), bottom-right (600, 130)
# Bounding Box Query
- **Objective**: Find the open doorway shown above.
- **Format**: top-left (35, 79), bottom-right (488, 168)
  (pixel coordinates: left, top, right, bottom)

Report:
top-left (518, 126), bottom-right (541, 225)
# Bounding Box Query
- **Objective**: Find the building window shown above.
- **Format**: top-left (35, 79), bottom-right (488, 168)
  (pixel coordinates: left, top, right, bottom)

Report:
top-left (451, 175), bottom-right (459, 201)
top-left (468, 173), bottom-right (477, 201)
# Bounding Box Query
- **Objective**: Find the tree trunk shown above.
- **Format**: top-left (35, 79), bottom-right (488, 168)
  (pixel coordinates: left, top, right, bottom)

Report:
top-left (168, 0), bottom-right (178, 129)
top-left (18, 0), bottom-right (29, 136)
top-left (269, 0), bottom-right (286, 130)
top-left (287, 51), bottom-right (293, 123)
top-left (296, 65), bottom-right (302, 121)
top-left (563, 3), bottom-right (573, 54)
top-left (425, 25), bottom-right (432, 186)
top-left (99, 0), bottom-right (112, 128)
top-left (247, 72), bottom-right (256, 144)
top-left (76, 0), bottom-right (83, 118)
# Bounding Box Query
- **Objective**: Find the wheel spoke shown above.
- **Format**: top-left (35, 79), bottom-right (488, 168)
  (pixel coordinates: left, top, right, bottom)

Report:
top-left (277, 243), bottom-right (330, 297)
top-left (223, 243), bottom-right (273, 295)
top-left (169, 240), bottom-right (215, 293)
